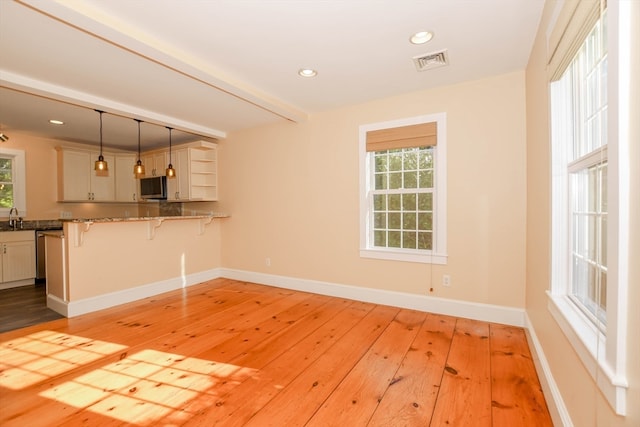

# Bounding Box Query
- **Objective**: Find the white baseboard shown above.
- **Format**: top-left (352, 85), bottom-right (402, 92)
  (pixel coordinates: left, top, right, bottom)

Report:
top-left (49, 268), bottom-right (224, 318)
top-left (220, 268), bottom-right (526, 327)
top-left (524, 312), bottom-right (573, 427)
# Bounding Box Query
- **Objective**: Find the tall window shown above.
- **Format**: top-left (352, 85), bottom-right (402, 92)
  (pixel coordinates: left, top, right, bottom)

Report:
top-left (0, 148), bottom-right (26, 216)
top-left (359, 113), bottom-right (447, 264)
top-left (553, 9), bottom-right (608, 326)
top-left (549, 2), bottom-right (628, 414)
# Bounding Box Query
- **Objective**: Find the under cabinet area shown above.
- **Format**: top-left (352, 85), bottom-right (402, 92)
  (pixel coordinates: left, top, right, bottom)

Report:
top-left (0, 230), bottom-right (36, 289)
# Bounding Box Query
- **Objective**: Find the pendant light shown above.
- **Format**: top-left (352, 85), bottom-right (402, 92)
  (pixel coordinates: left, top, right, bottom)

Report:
top-left (133, 119), bottom-right (145, 178)
top-left (94, 110), bottom-right (109, 176)
top-left (165, 126), bottom-right (176, 178)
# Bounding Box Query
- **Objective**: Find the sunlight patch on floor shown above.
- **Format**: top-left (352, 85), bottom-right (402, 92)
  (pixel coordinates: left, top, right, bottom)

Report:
top-left (39, 348), bottom-right (258, 425)
top-left (0, 330), bottom-right (127, 390)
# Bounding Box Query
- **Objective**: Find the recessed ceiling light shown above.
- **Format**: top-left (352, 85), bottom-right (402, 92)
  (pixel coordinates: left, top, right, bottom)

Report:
top-left (49, 119), bottom-right (64, 125)
top-left (410, 31), bottom-right (434, 45)
top-left (298, 68), bottom-right (318, 78)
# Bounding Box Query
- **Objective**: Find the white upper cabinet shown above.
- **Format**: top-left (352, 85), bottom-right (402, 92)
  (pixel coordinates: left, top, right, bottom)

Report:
top-left (57, 148), bottom-right (115, 201)
top-left (114, 154), bottom-right (138, 202)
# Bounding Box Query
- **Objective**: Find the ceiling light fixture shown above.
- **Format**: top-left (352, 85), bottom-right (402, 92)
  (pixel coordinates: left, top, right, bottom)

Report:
top-left (94, 110), bottom-right (109, 176)
top-left (298, 68), bottom-right (318, 77)
top-left (165, 126), bottom-right (176, 179)
top-left (133, 119), bottom-right (145, 179)
top-left (49, 119), bottom-right (65, 125)
top-left (410, 30), bottom-right (434, 45)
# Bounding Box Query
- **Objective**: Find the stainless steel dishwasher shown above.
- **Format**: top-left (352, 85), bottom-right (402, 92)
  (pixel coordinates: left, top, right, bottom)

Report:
top-left (35, 229), bottom-right (63, 282)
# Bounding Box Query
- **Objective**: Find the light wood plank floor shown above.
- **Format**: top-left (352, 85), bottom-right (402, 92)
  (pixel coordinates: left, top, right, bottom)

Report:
top-left (0, 278), bottom-right (552, 426)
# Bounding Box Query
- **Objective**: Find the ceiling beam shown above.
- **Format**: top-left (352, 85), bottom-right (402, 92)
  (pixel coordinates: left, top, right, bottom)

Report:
top-left (17, 0), bottom-right (309, 124)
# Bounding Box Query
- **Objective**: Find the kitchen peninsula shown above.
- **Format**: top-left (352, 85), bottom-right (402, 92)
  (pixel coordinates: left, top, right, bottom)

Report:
top-left (45, 214), bottom-right (228, 317)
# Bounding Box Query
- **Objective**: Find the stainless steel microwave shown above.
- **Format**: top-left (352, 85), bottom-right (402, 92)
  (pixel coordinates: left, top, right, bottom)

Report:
top-left (139, 176), bottom-right (167, 200)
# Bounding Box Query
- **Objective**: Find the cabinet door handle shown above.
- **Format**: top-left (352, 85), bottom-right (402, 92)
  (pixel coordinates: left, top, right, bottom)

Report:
top-left (133, 193), bottom-right (136, 201)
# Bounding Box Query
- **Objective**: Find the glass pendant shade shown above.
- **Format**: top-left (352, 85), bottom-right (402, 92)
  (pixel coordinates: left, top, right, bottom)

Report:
top-left (94, 110), bottom-right (109, 176)
top-left (95, 154), bottom-right (109, 176)
top-left (134, 160), bottom-right (145, 178)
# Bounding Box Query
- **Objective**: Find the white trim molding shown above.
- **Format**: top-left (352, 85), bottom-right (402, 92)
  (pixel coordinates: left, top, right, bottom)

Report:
top-left (525, 313), bottom-right (574, 427)
top-left (48, 268), bottom-right (223, 318)
top-left (221, 268), bottom-right (525, 327)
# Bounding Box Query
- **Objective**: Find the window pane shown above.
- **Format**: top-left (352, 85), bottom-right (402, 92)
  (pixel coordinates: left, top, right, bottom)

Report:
top-left (389, 151), bottom-right (402, 171)
top-left (388, 231), bottom-right (401, 248)
top-left (0, 159), bottom-right (12, 182)
top-left (418, 193), bottom-right (432, 211)
top-left (418, 232), bottom-right (432, 250)
top-left (375, 173), bottom-right (387, 190)
top-left (388, 213), bottom-right (401, 230)
top-left (389, 172), bottom-right (402, 189)
top-left (403, 171), bottom-right (417, 188)
top-left (404, 150), bottom-right (418, 170)
top-left (0, 183), bottom-right (14, 208)
top-left (418, 212), bottom-right (432, 231)
top-left (388, 194), bottom-right (401, 211)
top-left (374, 230), bottom-right (386, 246)
top-left (373, 194), bottom-right (386, 211)
top-left (419, 148), bottom-right (433, 169)
top-left (419, 170), bottom-right (433, 188)
top-left (403, 231), bottom-right (417, 249)
top-left (375, 154), bottom-right (388, 172)
top-left (374, 212), bottom-right (386, 229)
top-left (403, 212), bottom-right (416, 230)
top-left (402, 194), bottom-right (416, 211)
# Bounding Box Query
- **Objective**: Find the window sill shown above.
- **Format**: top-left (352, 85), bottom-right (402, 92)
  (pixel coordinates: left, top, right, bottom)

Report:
top-left (546, 291), bottom-right (627, 415)
top-left (360, 248), bottom-right (447, 265)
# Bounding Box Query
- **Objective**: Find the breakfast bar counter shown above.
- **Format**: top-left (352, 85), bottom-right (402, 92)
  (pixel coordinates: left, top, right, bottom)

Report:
top-left (46, 214), bottom-right (228, 317)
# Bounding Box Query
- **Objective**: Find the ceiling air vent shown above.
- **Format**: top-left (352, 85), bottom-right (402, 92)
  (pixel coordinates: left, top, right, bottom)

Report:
top-left (412, 49), bottom-right (449, 72)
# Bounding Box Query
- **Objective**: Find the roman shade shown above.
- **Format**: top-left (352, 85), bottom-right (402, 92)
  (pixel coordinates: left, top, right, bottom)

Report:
top-left (366, 122), bottom-right (437, 152)
top-left (547, 0), bottom-right (606, 81)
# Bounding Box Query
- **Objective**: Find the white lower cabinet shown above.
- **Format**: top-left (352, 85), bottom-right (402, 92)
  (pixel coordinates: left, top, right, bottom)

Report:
top-left (0, 231), bottom-right (36, 286)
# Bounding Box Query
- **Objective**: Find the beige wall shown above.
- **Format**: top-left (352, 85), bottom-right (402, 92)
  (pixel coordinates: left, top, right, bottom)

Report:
top-left (218, 71), bottom-right (527, 308)
top-left (525, 0), bottom-right (640, 425)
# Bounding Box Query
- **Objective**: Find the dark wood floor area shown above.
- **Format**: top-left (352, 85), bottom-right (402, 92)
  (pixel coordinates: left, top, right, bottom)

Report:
top-left (0, 278), bottom-right (552, 426)
top-left (0, 283), bottom-right (64, 333)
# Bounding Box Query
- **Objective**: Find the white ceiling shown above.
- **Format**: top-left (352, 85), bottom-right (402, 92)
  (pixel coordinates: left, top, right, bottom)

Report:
top-left (0, 0), bottom-right (544, 151)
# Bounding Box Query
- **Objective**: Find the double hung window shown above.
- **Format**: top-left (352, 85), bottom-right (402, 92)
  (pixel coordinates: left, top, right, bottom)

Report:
top-left (359, 113), bottom-right (447, 264)
top-left (549, 2), bottom-right (628, 414)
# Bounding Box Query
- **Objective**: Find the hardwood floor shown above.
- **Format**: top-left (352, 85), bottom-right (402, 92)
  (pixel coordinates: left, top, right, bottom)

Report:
top-left (0, 283), bottom-right (65, 333)
top-left (0, 278), bottom-right (552, 426)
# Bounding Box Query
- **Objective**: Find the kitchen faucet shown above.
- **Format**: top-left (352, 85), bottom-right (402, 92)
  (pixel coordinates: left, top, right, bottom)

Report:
top-left (8, 207), bottom-right (18, 230)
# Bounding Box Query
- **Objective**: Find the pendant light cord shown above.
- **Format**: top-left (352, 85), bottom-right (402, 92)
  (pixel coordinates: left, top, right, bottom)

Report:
top-left (135, 119), bottom-right (142, 160)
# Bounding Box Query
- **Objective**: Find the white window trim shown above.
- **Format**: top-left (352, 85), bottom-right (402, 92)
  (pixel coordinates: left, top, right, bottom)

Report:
top-left (0, 148), bottom-right (27, 217)
top-left (548, 0), bottom-right (629, 415)
top-left (359, 113), bottom-right (447, 264)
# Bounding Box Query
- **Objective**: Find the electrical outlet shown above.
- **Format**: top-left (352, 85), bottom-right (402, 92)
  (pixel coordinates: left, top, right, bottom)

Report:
top-left (442, 274), bottom-right (451, 287)
top-left (265, 257), bottom-right (271, 267)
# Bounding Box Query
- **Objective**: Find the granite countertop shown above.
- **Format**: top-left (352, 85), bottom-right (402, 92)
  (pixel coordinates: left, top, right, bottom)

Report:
top-left (0, 219), bottom-right (63, 232)
top-left (61, 213), bottom-right (229, 223)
